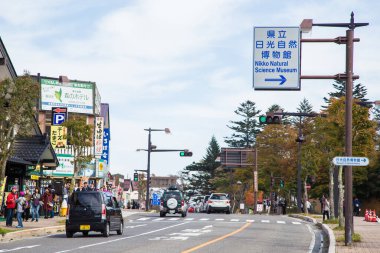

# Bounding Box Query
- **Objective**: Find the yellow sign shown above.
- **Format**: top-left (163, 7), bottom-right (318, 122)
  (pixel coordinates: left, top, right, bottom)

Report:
top-left (50, 126), bottom-right (67, 148)
top-left (31, 175), bottom-right (40, 180)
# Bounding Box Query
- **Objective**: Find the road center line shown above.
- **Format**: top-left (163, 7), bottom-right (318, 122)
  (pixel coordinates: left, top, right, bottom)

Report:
top-left (54, 222), bottom-right (189, 253)
top-left (181, 222), bottom-right (251, 253)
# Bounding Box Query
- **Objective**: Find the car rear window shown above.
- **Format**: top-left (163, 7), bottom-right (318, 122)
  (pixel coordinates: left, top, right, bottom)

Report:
top-left (163, 191), bottom-right (182, 200)
top-left (210, 194), bottom-right (227, 200)
top-left (71, 193), bottom-right (102, 207)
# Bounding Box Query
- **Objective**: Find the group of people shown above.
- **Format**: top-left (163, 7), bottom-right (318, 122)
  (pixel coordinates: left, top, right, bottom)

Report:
top-left (5, 185), bottom-right (59, 228)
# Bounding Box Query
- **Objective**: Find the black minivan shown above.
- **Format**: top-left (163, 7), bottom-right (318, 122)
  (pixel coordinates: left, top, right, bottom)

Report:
top-left (66, 191), bottom-right (124, 238)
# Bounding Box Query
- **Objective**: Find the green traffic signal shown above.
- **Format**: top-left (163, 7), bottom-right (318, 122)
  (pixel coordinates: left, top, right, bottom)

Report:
top-left (133, 172), bottom-right (139, 182)
top-left (259, 115), bottom-right (282, 124)
top-left (280, 179), bottom-right (284, 188)
top-left (259, 115), bottom-right (267, 124)
top-left (180, 151), bottom-right (193, 157)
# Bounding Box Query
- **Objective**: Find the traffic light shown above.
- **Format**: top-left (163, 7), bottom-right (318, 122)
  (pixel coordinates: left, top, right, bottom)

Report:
top-left (180, 151), bottom-right (193, 157)
top-left (280, 179), bottom-right (284, 188)
top-left (270, 177), bottom-right (274, 187)
top-left (133, 172), bottom-right (139, 182)
top-left (259, 114), bottom-right (282, 124)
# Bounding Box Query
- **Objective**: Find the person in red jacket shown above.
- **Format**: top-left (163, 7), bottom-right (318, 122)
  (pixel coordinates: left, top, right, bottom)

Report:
top-left (5, 187), bottom-right (18, 227)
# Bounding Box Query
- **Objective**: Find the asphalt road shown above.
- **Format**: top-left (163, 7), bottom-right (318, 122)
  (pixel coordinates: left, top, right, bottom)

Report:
top-left (0, 212), bottom-right (325, 253)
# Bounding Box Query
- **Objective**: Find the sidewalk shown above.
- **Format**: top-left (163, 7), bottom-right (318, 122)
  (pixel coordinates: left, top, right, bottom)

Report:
top-left (313, 215), bottom-right (380, 253)
top-left (0, 215), bottom-right (65, 242)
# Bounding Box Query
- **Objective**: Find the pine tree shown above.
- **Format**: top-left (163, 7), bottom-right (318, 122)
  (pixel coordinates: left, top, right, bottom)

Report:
top-left (224, 100), bottom-right (261, 148)
top-left (323, 80), bottom-right (368, 106)
top-left (181, 136), bottom-right (221, 194)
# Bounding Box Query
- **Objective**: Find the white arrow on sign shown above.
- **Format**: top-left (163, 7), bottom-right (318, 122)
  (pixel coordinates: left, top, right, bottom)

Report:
top-left (332, 157), bottom-right (369, 166)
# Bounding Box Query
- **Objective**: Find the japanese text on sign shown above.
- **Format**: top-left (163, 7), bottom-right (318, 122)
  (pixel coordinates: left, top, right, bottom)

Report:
top-left (94, 117), bottom-right (104, 156)
top-left (253, 27), bottom-right (300, 90)
top-left (50, 126), bottom-right (67, 148)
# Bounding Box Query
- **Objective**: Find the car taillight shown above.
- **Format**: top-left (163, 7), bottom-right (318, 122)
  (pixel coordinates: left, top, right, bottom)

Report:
top-left (101, 204), bottom-right (106, 220)
top-left (181, 200), bottom-right (184, 206)
top-left (208, 200), bottom-right (212, 204)
top-left (66, 204), bottom-right (70, 220)
top-left (227, 200), bottom-right (230, 204)
top-left (160, 200), bottom-right (164, 206)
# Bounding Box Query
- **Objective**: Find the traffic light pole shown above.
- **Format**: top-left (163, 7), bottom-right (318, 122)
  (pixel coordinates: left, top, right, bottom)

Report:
top-left (296, 116), bottom-right (303, 213)
top-left (146, 129), bottom-right (152, 212)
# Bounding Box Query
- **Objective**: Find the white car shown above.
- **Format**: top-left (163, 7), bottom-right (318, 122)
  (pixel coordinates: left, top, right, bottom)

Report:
top-left (207, 193), bottom-right (230, 214)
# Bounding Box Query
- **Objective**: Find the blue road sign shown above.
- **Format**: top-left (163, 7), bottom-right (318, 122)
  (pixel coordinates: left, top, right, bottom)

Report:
top-left (253, 27), bottom-right (300, 90)
top-left (53, 113), bottom-right (66, 125)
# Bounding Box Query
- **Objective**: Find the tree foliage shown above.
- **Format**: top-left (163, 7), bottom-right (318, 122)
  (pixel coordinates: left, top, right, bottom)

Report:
top-left (0, 75), bottom-right (40, 180)
top-left (224, 100), bottom-right (261, 148)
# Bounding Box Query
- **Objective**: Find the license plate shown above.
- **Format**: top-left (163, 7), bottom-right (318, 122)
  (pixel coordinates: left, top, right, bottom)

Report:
top-left (80, 225), bottom-right (90, 230)
top-left (169, 210), bottom-right (175, 214)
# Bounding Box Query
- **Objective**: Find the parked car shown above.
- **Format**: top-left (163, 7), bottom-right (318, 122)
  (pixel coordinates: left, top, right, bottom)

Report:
top-left (200, 195), bottom-right (210, 213)
top-left (207, 193), bottom-right (231, 214)
top-left (160, 186), bottom-right (187, 217)
top-left (66, 191), bottom-right (124, 238)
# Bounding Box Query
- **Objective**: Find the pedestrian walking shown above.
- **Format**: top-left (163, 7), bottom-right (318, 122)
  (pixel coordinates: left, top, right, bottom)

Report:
top-left (43, 188), bottom-right (53, 219)
top-left (82, 182), bottom-right (91, 191)
top-left (323, 198), bottom-right (330, 221)
top-left (63, 183), bottom-right (70, 203)
top-left (320, 194), bottom-right (326, 214)
top-left (89, 183), bottom-right (96, 191)
top-left (23, 188), bottom-right (32, 222)
top-left (266, 199), bottom-right (271, 214)
top-left (282, 198), bottom-right (287, 215)
top-left (306, 199), bottom-right (312, 213)
top-left (31, 188), bottom-right (41, 222)
top-left (48, 185), bottom-right (56, 218)
top-left (15, 191), bottom-right (26, 228)
top-left (353, 197), bottom-right (360, 216)
top-left (5, 186), bottom-right (18, 227)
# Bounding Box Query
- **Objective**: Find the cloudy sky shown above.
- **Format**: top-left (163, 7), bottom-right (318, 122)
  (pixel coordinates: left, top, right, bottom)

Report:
top-left (1, 0), bottom-right (378, 178)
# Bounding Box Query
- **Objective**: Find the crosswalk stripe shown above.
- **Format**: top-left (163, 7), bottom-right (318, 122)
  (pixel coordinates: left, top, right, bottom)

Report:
top-left (230, 219), bottom-right (239, 222)
top-left (215, 218), bottom-right (224, 221)
top-left (185, 218), bottom-right (194, 221)
top-left (261, 220), bottom-right (270, 223)
top-left (292, 222), bottom-right (301, 225)
top-left (246, 220), bottom-right (255, 223)
top-left (153, 218), bottom-right (165, 221)
top-left (277, 221), bottom-right (286, 224)
top-left (137, 217), bottom-right (150, 221)
top-left (200, 218), bottom-right (209, 221)
top-left (169, 218), bottom-right (180, 221)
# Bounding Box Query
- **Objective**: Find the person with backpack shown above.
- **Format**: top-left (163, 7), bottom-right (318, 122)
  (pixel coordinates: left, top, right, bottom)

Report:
top-left (5, 186), bottom-right (18, 227)
top-left (15, 191), bottom-right (26, 228)
top-left (31, 188), bottom-right (41, 222)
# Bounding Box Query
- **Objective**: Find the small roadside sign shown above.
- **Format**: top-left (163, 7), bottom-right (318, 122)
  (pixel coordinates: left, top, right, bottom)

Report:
top-left (253, 27), bottom-right (300, 90)
top-left (51, 107), bottom-right (68, 125)
top-left (332, 156), bottom-right (369, 166)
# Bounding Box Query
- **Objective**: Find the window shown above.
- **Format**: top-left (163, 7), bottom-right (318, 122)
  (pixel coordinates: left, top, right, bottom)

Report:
top-left (72, 193), bottom-right (101, 207)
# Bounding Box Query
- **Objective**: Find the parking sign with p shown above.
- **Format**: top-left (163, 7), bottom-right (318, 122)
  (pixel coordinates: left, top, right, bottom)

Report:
top-left (52, 107), bottom-right (68, 125)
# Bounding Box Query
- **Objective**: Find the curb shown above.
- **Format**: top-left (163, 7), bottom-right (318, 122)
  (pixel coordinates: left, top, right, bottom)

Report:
top-left (0, 225), bottom-right (65, 243)
top-left (289, 214), bottom-right (335, 253)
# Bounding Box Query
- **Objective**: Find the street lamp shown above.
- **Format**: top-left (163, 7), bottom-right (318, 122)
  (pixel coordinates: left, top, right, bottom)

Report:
top-left (143, 128), bottom-right (170, 211)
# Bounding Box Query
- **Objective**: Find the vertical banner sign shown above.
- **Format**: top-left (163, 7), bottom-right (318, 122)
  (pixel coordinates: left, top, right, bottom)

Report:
top-left (101, 128), bottom-right (110, 164)
top-left (254, 171), bottom-right (258, 192)
top-left (253, 27), bottom-right (300, 90)
top-left (95, 117), bottom-right (104, 156)
top-left (0, 176), bottom-right (7, 212)
top-left (50, 125), bottom-right (67, 148)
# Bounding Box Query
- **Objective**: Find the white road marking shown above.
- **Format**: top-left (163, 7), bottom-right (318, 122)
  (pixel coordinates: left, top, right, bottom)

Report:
top-left (199, 218), bottom-right (209, 221)
top-left (54, 222), bottom-right (189, 253)
top-left (246, 220), bottom-right (255, 223)
top-left (230, 219), bottom-right (239, 222)
top-left (170, 232), bottom-right (202, 237)
top-left (182, 229), bottom-right (202, 233)
top-left (185, 218), bottom-right (194, 221)
top-left (169, 218), bottom-right (180, 221)
top-left (261, 220), bottom-right (270, 223)
top-left (163, 236), bottom-right (188, 241)
top-left (0, 245), bottom-right (40, 252)
top-left (137, 217), bottom-right (150, 221)
top-left (277, 221), bottom-right (286, 224)
top-left (292, 222), bottom-right (301, 225)
top-left (125, 224), bottom-right (147, 229)
top-left (203, 225), bottom-right (213, 229)
top-left (215, 218), bottom-right (224, 221)
top-left (153, 218), bottom-right (165, 221)
top-left (307, 224), bottom-right (316, 253)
